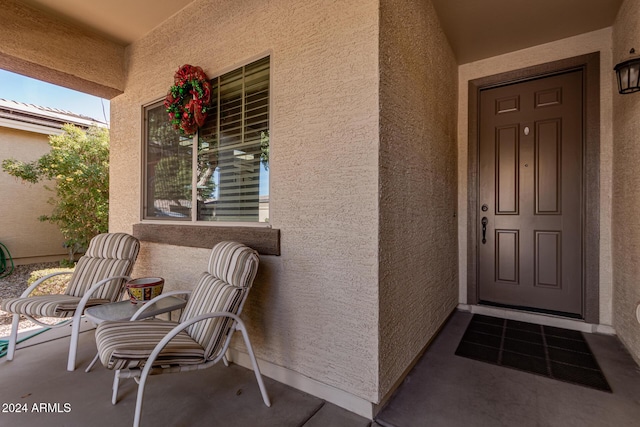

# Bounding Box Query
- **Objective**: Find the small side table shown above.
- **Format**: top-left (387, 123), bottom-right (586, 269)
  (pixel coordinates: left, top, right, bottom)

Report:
top-left (84, 296), bottom-right (187, 372)
top-left (85, 296), bottom-right (187, 324)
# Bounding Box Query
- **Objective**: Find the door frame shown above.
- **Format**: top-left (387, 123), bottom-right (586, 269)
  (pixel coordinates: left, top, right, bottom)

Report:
top-left (467, 52), bottom-right (600, 323)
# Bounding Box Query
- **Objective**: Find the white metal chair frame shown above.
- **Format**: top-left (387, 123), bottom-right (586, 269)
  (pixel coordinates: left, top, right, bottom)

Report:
top-left (108, 290), bottom-right (270, 427)
top-left (6, 271), bottom-right (131, 371)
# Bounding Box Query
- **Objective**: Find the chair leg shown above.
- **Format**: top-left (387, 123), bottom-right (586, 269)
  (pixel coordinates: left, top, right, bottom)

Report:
top-left (67, 313), bottom-right (83, 371)
top-left (237, 320), bottom-right (271, 407)
top-left (112, 370), bottom-right (121, 405)
top-left (6, 314), bottom-right (20, 361)
top-left (85, 352), bottom-right (100, 373)
top-left (134, 370), bottom-right (150, 427)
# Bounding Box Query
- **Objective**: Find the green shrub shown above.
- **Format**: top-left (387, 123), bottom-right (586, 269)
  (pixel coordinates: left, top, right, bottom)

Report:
top-left (27, 268), bottom-right (74, 296)
top-left (2, 125), bottom-right (109, 261)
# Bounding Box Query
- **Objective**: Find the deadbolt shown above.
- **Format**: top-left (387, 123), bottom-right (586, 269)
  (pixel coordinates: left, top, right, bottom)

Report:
top-left (481, 204), bottom-right (488, 212)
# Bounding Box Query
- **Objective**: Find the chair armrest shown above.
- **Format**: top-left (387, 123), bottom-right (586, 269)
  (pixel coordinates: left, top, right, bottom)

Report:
top-left (19, 271), bottom-right (73, 298)
top-left (130, 290), bottom-right (192, 321)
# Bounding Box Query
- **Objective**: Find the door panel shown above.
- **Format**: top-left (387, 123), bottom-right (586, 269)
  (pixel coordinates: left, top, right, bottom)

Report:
top-left (496, 230), bottom-right (519, 283)
top-left (535, 119), bottom-right (561, 214)
top-left (535, 231), bottom-right (560, 288)
top-left (478, 70), bottom-right (583, 316)
top-left (496, 125), bottom-right (519, 214)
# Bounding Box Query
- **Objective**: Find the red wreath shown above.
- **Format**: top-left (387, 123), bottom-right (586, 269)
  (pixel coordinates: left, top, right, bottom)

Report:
top-left (164, 65), bottom-right (212, 136)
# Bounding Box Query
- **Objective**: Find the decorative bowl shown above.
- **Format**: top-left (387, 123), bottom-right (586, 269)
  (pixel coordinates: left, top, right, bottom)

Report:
top-left (126, 277), bottom-right (164, 303)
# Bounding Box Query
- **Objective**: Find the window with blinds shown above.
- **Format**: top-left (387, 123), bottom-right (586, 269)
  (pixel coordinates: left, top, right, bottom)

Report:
top-left (143, 57), bottom-right (270, 223)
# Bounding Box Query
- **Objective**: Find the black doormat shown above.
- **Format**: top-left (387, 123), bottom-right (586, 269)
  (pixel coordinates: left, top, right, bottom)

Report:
top-left (455, 314), bottom-right (611, 392)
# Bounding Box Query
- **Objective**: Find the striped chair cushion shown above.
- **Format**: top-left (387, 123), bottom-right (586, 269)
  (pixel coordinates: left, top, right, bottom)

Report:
top-left (1, 295), bottom-right (111, 317)
top-left (65, 258), bottom-right (133, 300)
top-left (84, 232), bottom-right (140, 260)
top-left (66, 233), bottom-right (140, 300)
top-left (207, 241), bottom-right (259, 289)
top-left (180, 273), bottom-right (244, 360)
top-left (96, 320), bottom-right (206, 370)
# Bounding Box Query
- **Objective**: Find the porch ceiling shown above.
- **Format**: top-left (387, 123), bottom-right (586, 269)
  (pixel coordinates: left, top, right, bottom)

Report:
top-left (432, 0), bottom-right (623, 64)
top-left (16, 0), bottom-right (623, 62)
top-left (17, 0), bottom-right (197, 45)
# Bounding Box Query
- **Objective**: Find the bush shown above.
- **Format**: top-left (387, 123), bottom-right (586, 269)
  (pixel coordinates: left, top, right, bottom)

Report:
top-left (2, 124), bottom-right (109, 261)
top-left (27, 268), bottom-right (74, 296)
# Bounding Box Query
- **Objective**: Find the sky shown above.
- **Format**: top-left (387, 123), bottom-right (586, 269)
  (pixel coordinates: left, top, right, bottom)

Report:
top-left (0, 69), bottom-right (110, 124)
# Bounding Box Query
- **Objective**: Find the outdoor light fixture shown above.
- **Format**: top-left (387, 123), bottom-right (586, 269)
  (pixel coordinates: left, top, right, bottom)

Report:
top-left (614, 48), bottom-right (640, 94)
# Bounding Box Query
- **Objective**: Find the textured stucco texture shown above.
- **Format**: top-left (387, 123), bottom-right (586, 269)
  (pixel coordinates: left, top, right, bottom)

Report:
top-left (378, 0), bottom-right (459, 400)
top-left (0, 127), bottom-right (66, 262)
top-left (110, 0), bottom-right (381, 402)
top-left (0, 0), bottom-right (125, 98)
top-left (612, 0), bottom-right (640, 365)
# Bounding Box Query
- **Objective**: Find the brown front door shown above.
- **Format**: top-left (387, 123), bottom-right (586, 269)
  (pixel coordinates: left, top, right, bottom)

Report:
top-left (478, 70), bottom-right (583, 316)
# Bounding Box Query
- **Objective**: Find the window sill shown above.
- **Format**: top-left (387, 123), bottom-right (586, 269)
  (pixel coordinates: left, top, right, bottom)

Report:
top-left (132, 223), bottom-right (280, 256)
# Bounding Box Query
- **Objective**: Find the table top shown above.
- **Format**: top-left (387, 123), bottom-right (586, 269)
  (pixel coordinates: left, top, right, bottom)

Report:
top-left (85, 296), bottom-right (187, 324)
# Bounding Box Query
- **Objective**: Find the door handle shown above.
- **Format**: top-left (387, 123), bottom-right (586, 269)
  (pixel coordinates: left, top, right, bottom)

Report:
top-left (481, 217), bottom-right (488, 244)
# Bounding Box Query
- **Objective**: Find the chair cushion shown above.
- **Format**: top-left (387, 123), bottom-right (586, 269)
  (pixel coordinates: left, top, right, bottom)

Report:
top-left (65, 233), bottom-right (139, 299)
top-left (1, 295), bottom-right (110, 317)
top-left (96, 320), bottom-right (206, 370)
top-left (180, 273), bottom-right (244, 359)
top-left (84, 232), bottom-right (141, 260)
top-left (207, 241), bottom-right (259, 288)
top-left (65, 258), bottom-right (133, 300)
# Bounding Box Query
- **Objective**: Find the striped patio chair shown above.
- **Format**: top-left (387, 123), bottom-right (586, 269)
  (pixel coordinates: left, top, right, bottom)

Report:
top-left (95, 241), bottom-right (270, 427)
top-left (1, 232), bottom-right (140, 371)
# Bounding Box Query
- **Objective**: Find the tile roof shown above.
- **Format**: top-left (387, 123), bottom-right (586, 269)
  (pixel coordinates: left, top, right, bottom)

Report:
top-left (0, 98), bottom-right (108, 133)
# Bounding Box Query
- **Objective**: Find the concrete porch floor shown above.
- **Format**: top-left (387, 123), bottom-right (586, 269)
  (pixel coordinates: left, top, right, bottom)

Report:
top-left (1, 310), bottom-right (639, 426)
top-left (375, 311), bottom-right (640, 427)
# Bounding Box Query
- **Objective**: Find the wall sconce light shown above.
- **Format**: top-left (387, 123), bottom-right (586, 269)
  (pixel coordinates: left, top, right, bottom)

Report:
top-left (614, 48), bottom-right (640, 94)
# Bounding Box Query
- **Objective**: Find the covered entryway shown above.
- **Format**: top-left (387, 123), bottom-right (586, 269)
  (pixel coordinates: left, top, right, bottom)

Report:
top-left (467, 53), bottom-right (601, 323)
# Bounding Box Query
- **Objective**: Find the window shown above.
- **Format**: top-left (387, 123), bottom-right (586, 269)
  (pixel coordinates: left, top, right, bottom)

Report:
top-left (143, 56), bottom-right (270, 223)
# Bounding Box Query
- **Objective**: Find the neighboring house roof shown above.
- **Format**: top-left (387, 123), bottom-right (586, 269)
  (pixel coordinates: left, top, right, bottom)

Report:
top-left (0, 98), bottom-right (107, 136)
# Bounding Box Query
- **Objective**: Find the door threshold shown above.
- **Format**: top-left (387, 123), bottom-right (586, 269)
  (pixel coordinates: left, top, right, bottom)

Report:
top-left (457, 303), bottom-right (615, 335)
top-left (479, 300), bottom-right (582, 319)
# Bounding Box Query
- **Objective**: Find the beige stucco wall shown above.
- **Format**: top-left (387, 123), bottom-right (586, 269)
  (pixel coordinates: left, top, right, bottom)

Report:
top-left (378, 0), bottom-right (459, 401)
top-left (457, 28), bottom-right (615, 326)
top-left (110, 0), bottom-right (381, 402)
top-left (0, 0), bottom-right (125, 99)
top-left (0, 127), bottom-right (66, 263)
top-left (612, 0), bottom-right (640, 364)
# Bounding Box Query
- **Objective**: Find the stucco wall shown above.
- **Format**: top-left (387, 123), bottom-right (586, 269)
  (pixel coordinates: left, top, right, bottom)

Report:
top-left (378, 0), bottom-right (459, 401)
top-left (0, 0), bottom-right (125, 99)
top-left (612, 0), bottom-right (640, 364)
top-left (110, 0), bottom-right (380, 402)
top-left (0, 127), bottom-right (66, 263)
top-left (458, 28), bottom-right (615, 326)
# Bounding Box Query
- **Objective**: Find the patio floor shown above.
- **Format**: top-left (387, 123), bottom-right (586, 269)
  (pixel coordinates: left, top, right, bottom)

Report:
top-left (1, 310), bottom-right (639, 427)
top-left (375, 311), bottom-right (640, 427)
